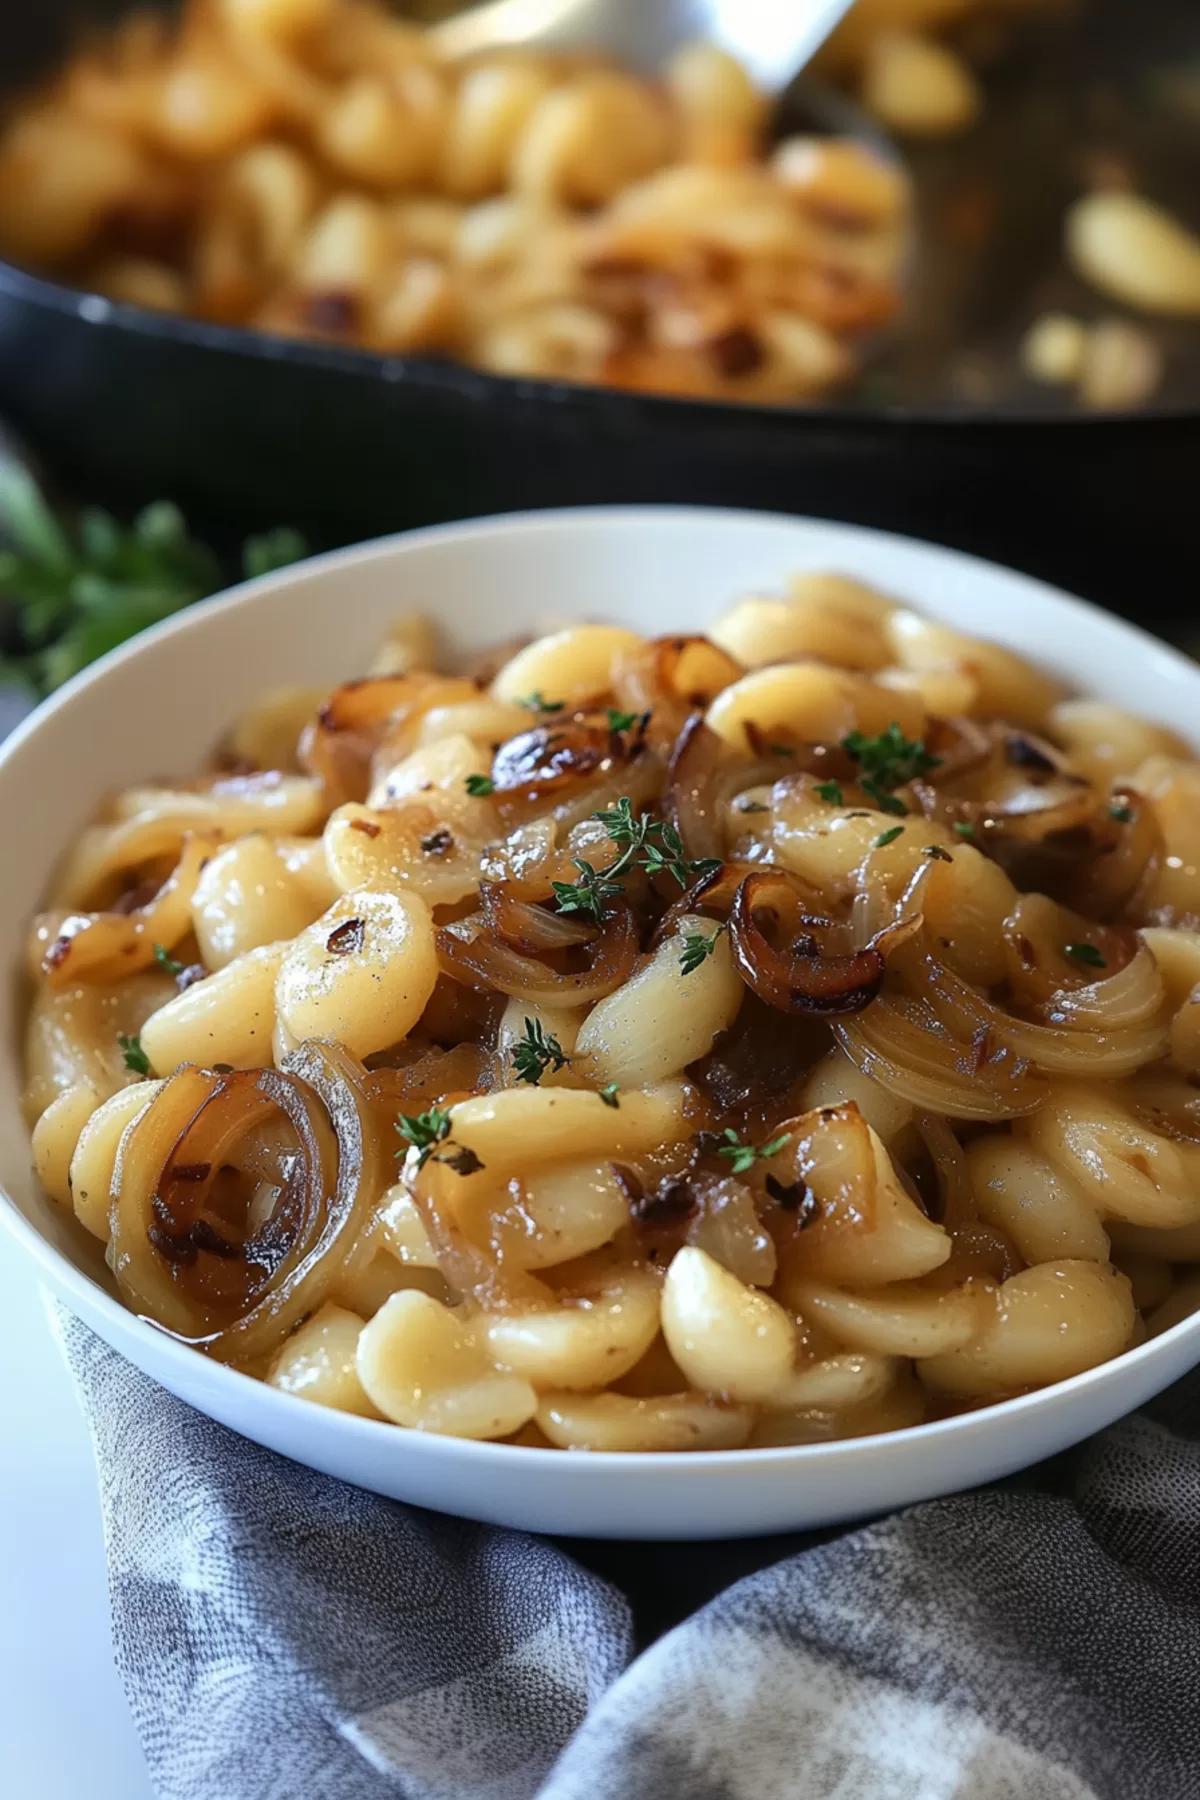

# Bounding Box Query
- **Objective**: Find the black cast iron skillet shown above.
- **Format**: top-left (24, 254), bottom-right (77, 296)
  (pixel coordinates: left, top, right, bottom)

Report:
top-left (1, 0), bottom-right (1196, 622)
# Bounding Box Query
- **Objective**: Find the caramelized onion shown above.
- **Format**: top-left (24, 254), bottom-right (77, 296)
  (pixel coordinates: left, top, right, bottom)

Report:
top-left (491, 716), bottom-right (641, 801)
top-left (480, 883), bottom-right (596, 952)
top-left (111, 1043), bottom-right (386, 1363)
top-left (301, 673), bottom-right (470, 806)
top-left (664, 715), bottom-right (780, 864)
top-left (836, 942), bottom-right (1047, 1120)
top-left (41, 833), bottom-right (219, 988)
top-left (612, 635), bottom-right (743, 749)
top-left (436, 902), bottom-right (639, 1004)
top-left (729, 867), bottom-right (922, 1018)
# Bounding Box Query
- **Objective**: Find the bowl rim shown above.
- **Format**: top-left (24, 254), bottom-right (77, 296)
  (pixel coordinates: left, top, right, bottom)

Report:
top-left (2, 258), bottom-right (1195, 432)
top-left (4, 499), bottom-right (1200, 1477)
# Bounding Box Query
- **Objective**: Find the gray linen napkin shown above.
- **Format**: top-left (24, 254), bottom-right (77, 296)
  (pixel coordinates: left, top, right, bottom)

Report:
top-left (52, 1303), bottom-right (1200, 1800)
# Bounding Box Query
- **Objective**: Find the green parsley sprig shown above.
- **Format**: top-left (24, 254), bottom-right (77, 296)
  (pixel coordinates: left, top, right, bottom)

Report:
top-left (0, 465), bottom-right (307, 698)
top-left (1064, 942), bottom-right (1106, 970)
top-left (512, 1017), bottom-right (570, 1085)
top-left (841, 723), bottom-right (941, 818)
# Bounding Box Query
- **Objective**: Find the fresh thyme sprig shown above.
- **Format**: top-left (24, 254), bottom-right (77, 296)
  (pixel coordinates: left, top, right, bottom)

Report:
top-left (511, 1017), bottom-right (570, 1085)
top-left (152, 942), bottom-right (184, 976)
top-left (680, 925), bottom-right (725, 975)
top-left (841, 723), bottom-right (942, 818)
top-left (515, 691), bottom-right (564, 713)
top-left (714, 1128), bottom-right (793, 1177)
top-left (551, 796), bottom-right (720, 923)
top-left (396, 1106), bottom-right (485, 1175)
top-left (117, 1032), bottom-right (151, 1076)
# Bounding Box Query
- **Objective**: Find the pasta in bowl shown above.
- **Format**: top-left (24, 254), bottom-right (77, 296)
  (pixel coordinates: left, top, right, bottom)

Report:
top-left (5, 506), bottom-right (1200, 1537)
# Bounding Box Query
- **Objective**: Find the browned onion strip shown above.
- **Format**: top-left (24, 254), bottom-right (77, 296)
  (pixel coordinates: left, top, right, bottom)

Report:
top-left (1001, 893), bottom-right (1153, 1024)
top-left (41, 832), bottom-right (219, 988)
top-left (664, 716), bottom-right (781, 864)
top-left (729, 868), bottom-right (922, 1018)
top-left (835, 937), bottom-right (1047, 1120)
top-left (490, 714), bottom-right (649, 808)
top-left (301, 672), bottom-right (472, 806)
top-left (112, 1045), bottom-right (389, 1364)
top-left (480, 882), bottom-right (596, 952)
top-left (436, 902), bottom-right (639, 1004)
top-left (650, 859), bottom-right (792, 949)
top-left (925, 937), bottom-right (1169, 1076)
top-left (611, 635), bottom-right (743, 750)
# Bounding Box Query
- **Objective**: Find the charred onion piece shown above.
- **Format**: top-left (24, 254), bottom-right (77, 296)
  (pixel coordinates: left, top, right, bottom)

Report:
top-left (729, 868), bottom-right (919, 1017)
top-left (490, 715), bottom-right (638, 801)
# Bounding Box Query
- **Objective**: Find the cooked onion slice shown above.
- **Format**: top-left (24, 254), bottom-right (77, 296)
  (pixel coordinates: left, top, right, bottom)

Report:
top-left (729, 867), bottom-right (922, 1017)
top-left (111, 1042), bottom-right (386, 1364)
top-left (437, 899), bottom-right (639, 1004)
top-left (664, 715), bottom-right (781, 864)
top-left (41, 833), bottom-right (219, 988)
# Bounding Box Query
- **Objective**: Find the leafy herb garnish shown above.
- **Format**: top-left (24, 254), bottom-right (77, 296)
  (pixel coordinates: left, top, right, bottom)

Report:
top-left (465, 773), bottom-right (495, 797)
top-left (874, 826), bottom-right (904, 849)
top-left (396, 1106), bottom-right (484, 1176)
top-left (953, 822), bottom-right (979, 842)
top-left (397, 1106), bottom-right (452, 1169)
top-left (117, 1032), bottom-right (151, 1075)
top-left (512, 1017), bottom-right (570, 1085)
top-left (0, 466), bottom-right (306, 698)
top-left (813, 779), bottom-right (843, 805)
top-left (552, 795), bottom-right (720, 922)
top-left (606, 707), bottom-right (639, 733)
top-left (551, 859), bottom-right (625, 924)
top-left (842, 723), bottom-right (941, 817)
top-left (1108, 802), bottom-right (1134, 824)
top-left (153, 942), bottom-right (184, 976)
top-left (714, 1128), bottom-right (793, 1176)
top-left (515, 691), bottom-right (564, 713)
top-left (598, 1083), bottom-right (621, 1108)
top-left (680, 926), bottom-right (724, 975)
top-left (1065, 942), bottom-right (1106, 969)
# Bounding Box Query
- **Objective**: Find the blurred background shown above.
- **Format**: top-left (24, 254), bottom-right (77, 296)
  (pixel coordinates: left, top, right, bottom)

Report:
top-left (0, 0), bottom-right (1195, 690)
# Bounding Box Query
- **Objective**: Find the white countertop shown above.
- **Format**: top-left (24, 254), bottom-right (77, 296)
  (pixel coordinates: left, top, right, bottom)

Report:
top-left (0, 1234), bottom-right (153, 1799)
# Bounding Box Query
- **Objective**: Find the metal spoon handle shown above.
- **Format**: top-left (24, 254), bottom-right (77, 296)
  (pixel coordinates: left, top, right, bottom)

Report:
top-left (431, 0), bottom-right (856, 90)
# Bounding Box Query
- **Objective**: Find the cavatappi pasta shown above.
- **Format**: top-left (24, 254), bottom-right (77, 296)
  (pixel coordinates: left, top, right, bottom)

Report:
top-left (0, 0), bottom-right (918, 403)
top-left (25, 575), bottom-right (1200, 1451)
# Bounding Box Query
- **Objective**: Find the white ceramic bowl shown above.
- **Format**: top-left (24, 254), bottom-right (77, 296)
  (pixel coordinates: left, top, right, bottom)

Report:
top-left (3, 506), bottom-right (1199, 1540)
